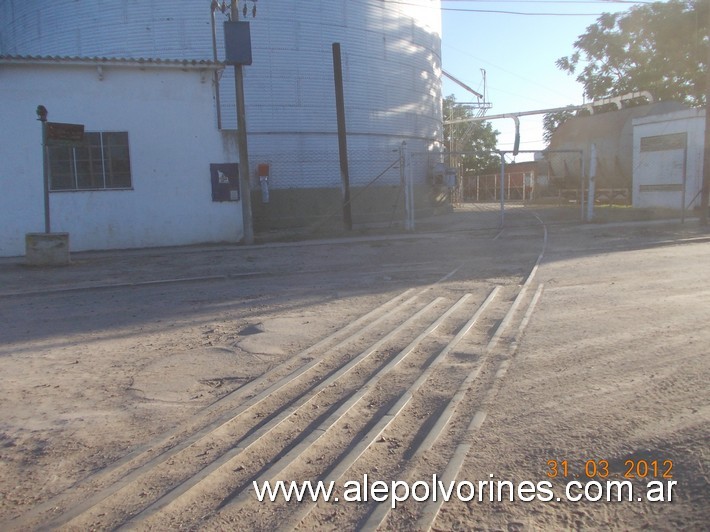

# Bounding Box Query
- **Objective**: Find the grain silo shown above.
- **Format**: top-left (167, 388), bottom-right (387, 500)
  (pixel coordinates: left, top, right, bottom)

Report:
top-left (1, 0), bottom-right (444, 237)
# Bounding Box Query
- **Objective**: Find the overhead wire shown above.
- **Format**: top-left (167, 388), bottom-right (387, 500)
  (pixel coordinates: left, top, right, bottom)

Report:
top-left (441, 1), bottom-right (649, 4)
top-left (388, 0), bottom-right (651, 16)
top-left (442, 42), bottom-right (575, 102)
top-left (394, 0), bottom-right (654, 154)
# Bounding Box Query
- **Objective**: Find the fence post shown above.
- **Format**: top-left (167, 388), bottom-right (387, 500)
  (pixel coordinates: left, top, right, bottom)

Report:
top-left (580, 150), bottom-right (586, 222)
top-left (681, 143), bottom-right (688, 224)
top-left (587, 143), bottom-right (597, 222)
top-left (400, 142), bottom-right (406, 228)
top-left (401, 141), bottom-right (414, 231)
top-left (499, 152), bottom-right (505, 228)
top-left (408, 146), bottom-right (415, 230)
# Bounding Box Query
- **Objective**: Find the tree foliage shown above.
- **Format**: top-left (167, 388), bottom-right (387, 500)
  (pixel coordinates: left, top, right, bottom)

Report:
top-left (542, 107), bottom-right (580, 145)
top-left (557, 0), bottom-right (707, 104)
top-left (546, 0), bottom-right (708, 143)
top-left (443, 95), bottom-right (500, 175)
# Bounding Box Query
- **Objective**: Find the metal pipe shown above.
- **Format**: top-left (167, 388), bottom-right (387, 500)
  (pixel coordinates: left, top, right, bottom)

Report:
top-left (443, 92), bottom-right (655, 126)
top-left (408, 147), bottom-right (415, 230)
top-left (442, 70), bottom-right (484, 100)
top-left (587, 143), bottom-right (597, 222)
top-left (499, 152), bottom-right (505, 228)
top-left (38, 108), bottom-right (50, 233)
top-left (445, 107), bottom-right (585, 126)
top-left (580, 151), bottom-right (586, 222)
top-left (681, 144), bottom-right (688, 224)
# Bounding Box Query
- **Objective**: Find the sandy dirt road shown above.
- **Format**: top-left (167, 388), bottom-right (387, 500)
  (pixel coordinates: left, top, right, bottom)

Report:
top-left (0, 205), bottom-right (707, 530)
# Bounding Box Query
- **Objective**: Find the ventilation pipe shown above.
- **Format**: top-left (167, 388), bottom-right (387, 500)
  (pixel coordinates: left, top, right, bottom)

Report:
top-left (443, 91), bottom-right (655, 153)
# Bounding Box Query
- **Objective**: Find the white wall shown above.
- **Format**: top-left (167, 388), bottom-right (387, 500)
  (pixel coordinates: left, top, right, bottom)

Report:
top-left (632, 109), bottom-right (705, 210)
top-left (1, 0), bottom-right (443, 191)
top-left (0, 63), bottom-right (243, 257)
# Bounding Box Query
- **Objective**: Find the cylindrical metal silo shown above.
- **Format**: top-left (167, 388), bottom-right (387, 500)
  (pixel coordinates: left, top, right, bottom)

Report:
top-left (1, 0), bottom-right (443, 227)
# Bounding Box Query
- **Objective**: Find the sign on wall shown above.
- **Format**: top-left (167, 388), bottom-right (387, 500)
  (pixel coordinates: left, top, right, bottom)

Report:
top-left (210, 163), bottom-right (240, 202)
top-left (640, 132), bottom-right (687, 152)
top-left (224, 21), bottom-right (253, 65)
top-left (46, 122), bottom-right (84, 146)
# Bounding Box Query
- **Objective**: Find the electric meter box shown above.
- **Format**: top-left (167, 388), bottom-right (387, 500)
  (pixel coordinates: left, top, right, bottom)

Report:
top-left (224, 21), bottom-right (253, 65)
top-left (210, 163), bottom-right (240, 202)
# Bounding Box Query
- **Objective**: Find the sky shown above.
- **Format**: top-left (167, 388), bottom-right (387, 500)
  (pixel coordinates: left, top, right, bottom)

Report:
top-left (439, 0), bottom-right (658, 160)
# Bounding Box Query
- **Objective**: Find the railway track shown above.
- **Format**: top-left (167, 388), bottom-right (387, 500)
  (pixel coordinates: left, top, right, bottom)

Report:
top-left (8, 222), bottom-right (547, 531)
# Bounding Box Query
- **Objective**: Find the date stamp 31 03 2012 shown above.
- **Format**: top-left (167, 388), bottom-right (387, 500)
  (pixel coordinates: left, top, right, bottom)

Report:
top-left (546, 459), bottom-right (674, 480)
top-left (545, 458), bottom-right (677, 503)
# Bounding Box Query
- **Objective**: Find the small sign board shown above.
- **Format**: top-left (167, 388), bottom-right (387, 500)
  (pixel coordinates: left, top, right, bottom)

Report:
top-left (640, 132), bottom-right (687, 152)
top-left (46, 122), bottom-right (85, 146)
top-left (224, 21), bottom-right (253, 65)
top-left (210, 163), bottom-right (240, 202)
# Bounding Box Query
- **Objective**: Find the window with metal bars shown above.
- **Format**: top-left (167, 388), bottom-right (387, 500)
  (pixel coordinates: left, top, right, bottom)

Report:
top-left (48, 132), bottom-right (132, 191)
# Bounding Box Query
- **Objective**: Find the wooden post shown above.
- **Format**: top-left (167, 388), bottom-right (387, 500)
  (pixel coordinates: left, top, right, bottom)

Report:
top-left (701, 0), bottom-right (710, 225)
top-left (332, 43), bottom-right (353, 231)
top-left (230, 2), bottom-right (254, 244)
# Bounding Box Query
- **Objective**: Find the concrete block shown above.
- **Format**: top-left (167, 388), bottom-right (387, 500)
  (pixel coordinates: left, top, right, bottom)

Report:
top-left (25, 233), bottom-right (71, 266)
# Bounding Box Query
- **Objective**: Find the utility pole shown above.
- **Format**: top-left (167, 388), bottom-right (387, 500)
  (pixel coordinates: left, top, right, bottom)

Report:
top-left (332, 42), bottom-right (353, 231)
top-left (230, 1), bottom-right (254, 243)
top-left (701, 0), bottom-right (710, 225)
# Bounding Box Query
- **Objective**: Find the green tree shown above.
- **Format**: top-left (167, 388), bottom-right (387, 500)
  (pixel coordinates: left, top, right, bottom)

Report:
top-left (542, 107), bottom-right (580, 145)
top-left (443, 95), bottom-right (499, 175)
top-left (558, 0), bottom-right (707, 103)
top-left (546, 0), bottom-right (707, 142)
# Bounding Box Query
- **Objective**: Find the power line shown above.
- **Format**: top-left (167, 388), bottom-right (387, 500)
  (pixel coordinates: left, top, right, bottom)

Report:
top-left (442, 42), bottom-right (575, 101)
top-left (442, 1), bottom-right (648, 3)
top-left (389, 0), bottom-right (650, 16)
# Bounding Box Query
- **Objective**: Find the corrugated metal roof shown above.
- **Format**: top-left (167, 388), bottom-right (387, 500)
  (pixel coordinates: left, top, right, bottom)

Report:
top-left (0, 54), bottom-right (223, 69)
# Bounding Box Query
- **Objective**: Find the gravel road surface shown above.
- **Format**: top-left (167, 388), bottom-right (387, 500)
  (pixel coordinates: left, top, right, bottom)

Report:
top-left (0, 205), bottom-right (707, 530)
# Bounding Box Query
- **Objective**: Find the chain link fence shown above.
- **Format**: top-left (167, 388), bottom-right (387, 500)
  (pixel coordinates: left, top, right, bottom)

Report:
top-left (447, 150), bottom-right (631, 206)
top-left (247, 141), bottom-right (450, 232)
top-left (245, 144), bottom-right (636, 234)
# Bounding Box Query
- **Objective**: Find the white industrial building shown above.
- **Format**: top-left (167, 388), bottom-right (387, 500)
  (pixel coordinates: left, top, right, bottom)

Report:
top-left (1, 58), bottom-right (240, 256)
top-left (0, 0), bottom-right (444, 257)
top-left (632, 108), bottom-right (705, 211)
